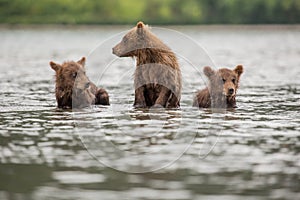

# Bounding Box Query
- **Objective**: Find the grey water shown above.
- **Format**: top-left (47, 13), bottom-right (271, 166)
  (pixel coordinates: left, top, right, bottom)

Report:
top-left (0, 25), bottom-right (299, 200)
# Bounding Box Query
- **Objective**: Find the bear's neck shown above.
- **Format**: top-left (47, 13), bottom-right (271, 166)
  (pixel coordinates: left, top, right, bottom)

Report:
top-left (226, 95), bottom-right (236, 108)
top-left (55, 80), bottom-right (73, 108)
top-left (136, 48), bottom-right (179, 69)
top-left (209, 89), bottom-right (237, 108)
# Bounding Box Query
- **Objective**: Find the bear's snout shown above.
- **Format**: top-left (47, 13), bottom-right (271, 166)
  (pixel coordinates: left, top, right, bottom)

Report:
top-left (228, 88), bottom-right (234, 95)
top-left (112, 47), bottom-right (117, 55)
top-left (112, 45), bottom-right (121, 57)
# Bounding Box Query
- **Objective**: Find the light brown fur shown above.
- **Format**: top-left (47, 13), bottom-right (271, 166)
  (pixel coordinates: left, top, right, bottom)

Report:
top-left (193, 65), bottom-right (243, 108)
top-left (112, 21), bottom-right (182, 108)
top-left (50, 57), bottom-right (109, 109)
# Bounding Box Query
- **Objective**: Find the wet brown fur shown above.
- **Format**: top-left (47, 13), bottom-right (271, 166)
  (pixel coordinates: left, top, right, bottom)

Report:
top-left (193, 65), bottom-right (243, 108)
top-left (112, 21), bottom-right (181, 108)
top-left (50, 57), bottom-right (109, 109)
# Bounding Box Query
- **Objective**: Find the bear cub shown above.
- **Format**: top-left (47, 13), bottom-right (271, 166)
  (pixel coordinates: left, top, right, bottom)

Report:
top-left (50, 57), bottom-right (109, 108)
top-left (112, 21), bottom-right (182, 108)
top-left (193, 65), bottom-right (243, 108)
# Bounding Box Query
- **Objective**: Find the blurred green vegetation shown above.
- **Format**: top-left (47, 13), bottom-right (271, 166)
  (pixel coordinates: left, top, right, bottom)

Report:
top-left (0, 0), bottom-right (299, 24)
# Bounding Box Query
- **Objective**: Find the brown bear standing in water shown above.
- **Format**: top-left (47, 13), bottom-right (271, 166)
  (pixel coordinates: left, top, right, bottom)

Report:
top-left (193, 65), bottom-right (243, 108)
top-left (112, 21), bottom-right (182, 108)
top-left (50, 57), bottom-right (109, 108)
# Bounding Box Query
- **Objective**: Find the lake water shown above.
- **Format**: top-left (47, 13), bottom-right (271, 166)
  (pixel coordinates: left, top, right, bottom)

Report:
top-left (0, 25), bottom-right (299, 200)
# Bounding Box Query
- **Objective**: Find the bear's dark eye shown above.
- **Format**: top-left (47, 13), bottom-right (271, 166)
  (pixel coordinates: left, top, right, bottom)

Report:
top-left (123, 36), bottom-right (129, 44)
top-left (222, 78), bottom-right (226, 83)
top-left (232, 79), bottom-right (236, 84)
top-left (72, 72), bottom-right (77, 79)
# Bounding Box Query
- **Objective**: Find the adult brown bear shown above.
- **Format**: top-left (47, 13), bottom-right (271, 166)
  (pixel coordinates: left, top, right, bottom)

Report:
top-left (113, 21), bottom-right (182, 108)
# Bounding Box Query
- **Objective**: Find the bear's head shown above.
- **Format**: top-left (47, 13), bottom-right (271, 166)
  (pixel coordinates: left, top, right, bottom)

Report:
top-left (112, 21), bottom-right (169, 57)
top-left (204, 65), bottom-right (243, 103)
top-left (50, 57), bottom-right (91, 92)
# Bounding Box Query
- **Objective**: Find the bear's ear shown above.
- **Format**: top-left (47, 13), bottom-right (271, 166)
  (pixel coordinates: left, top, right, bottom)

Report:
top-left (203, 66), bottom-right (215, 78)
top-left (136, 21), bottom-right (145, 35)
top-left (137, 21), bottom-right (145, 29)
top-left (77, 57), bottom-right (86, 67)
top-left (234, 65), bottom-right (243, 77)
top-left (50, 61), bottom-right (61, 71)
